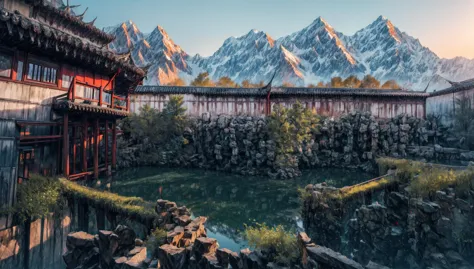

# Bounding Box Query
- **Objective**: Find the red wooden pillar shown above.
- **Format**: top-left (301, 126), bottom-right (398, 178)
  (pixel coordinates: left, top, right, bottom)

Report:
top-left (104, 120), bottom-right (109, 173)
top-left (112, 121), bottom-right (117, 170)
top-left (93, 119), bottom-right (99, 179)
top-left (82, 117), bottom-right (88, 173)
top-left (63, 113), bottom-right (69, 177)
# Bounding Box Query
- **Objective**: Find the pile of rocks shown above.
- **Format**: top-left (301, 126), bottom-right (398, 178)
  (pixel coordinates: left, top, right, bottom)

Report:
top-left (63, 225), bottom-right (146, 269)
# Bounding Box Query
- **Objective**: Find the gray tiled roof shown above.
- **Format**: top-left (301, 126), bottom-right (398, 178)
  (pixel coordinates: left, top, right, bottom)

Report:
top-left (134, 86), bottom-right (429, 98)
top-left (430, 78), bottom-right (474, 97)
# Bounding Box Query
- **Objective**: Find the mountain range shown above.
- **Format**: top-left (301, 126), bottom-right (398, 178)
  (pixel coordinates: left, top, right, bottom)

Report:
top-left (105, 16), bottom-right (474, 91)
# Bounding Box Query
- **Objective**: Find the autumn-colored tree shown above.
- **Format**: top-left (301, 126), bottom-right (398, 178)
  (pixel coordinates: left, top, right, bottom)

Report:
top-left (343, 75), bottom-right (361, 88)
top-left (307, 83), bottom-right (317, 88)
top-left (191, 72), bottom-right (214, 87)
top-left (381, 80), bottom-right (400, 89)
top-left (330, 77), bottom-right (344, 87)
top-left (254, 81), bottom-right (265, 88)
top-left (282, 82), bottom-right (295, 87)
top-left (216, 76), bottom-right (238, 87)
top-left (317, 82), bottom-right (325, 87)
top-left (360, 75), bottom-right (381, 88)
top-left (241, 80), bottom-right (252, 88)
top-left (167, 78), bottom-right (186, 86)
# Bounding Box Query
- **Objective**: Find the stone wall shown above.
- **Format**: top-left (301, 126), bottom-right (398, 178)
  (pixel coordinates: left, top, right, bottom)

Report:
top-left (0, 208), bottom-right (72, 269)
top-left (302, 177), bottom-right (474, 269)
top-left (119, 112), bottom-right (473, 179)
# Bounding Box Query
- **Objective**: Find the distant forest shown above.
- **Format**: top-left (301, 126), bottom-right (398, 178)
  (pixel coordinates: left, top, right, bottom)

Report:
top-left (166, 72), bottom-right (401, 90)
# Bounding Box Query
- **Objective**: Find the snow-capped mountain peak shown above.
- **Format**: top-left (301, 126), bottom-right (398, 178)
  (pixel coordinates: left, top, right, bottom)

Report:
top-left (106, 17), bottom-right (474, 90)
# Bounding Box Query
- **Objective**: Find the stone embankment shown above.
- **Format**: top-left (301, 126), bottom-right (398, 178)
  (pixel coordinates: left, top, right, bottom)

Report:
top-left (302, 177), bottom-right (474, 268)
top-left (119, 112), bottom-right (474, 179)
top-left (64, 199), bottom-right (389, 269)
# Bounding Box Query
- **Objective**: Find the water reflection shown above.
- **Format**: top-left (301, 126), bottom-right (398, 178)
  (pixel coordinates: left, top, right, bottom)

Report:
top-left (96, 167), bottom-right (374, 251)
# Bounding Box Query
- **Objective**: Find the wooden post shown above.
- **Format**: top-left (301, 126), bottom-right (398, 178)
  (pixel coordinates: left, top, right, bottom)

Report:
top-left (93, 119), bottom-right (99, 179)
top-left (72, 126), bottom-right (77, 174)
top-left (126, 94), bottom-right (130, 112)
top-left (82, 117), bottom-right (88, 173)
top-left (104, 120), bottom-right (109, 173)
top-left (112, 121), bottom-right (117, 170)
top-left (63, 113), bottom-right (69, 177)
top-left (98, 86), bottom-right (103, 106)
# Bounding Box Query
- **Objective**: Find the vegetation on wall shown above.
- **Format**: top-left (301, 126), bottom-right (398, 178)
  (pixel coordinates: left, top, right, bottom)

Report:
top-left (376, 157), bottom-right (474, 198)
top-left (244, 223), bottom-right (300, 265)
top-left (60, 179), bottom-right (156, 221)
top-left (267, 102), bottom-right (320, 169)
top-left (8, 174), bottom-right (62, 222)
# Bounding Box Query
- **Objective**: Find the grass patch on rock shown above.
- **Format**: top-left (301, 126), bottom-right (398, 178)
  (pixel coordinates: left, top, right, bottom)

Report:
top-left (59, 178), bottom-right (156, 220)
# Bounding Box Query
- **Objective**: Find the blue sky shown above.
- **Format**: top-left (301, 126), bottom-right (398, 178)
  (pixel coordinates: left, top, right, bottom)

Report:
top-left (76, 0), bottom-right (474, 59)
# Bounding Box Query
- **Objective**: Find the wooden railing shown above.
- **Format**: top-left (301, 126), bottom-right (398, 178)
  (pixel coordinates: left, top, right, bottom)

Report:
top-left (63, 76), bottom-right (129, 112)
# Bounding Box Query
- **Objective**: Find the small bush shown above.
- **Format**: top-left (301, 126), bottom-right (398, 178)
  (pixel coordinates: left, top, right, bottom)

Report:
top-left (297, 187), bottom-right (311, 201)
top-left (244, 223), bottom-right (299, 265)
top-left (409, 168), bottom-right (456, 197)
top-left (146, 228), bottom-right (167, 258)
top-left (13, 174), bottom-right (61, 222)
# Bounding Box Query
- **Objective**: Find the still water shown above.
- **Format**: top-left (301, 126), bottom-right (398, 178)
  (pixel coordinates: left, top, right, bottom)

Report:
top-left (97, 167), bottom-right (374, 251)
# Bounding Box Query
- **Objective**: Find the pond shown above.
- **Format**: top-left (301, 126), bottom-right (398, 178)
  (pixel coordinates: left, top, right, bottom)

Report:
top-left (95, 167), bottom-right (375, 251)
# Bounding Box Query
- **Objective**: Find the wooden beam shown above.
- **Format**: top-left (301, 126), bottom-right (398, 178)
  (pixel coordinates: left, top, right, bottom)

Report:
top-left (82, 117), bottom-right (88, 173)
top-left (104, 120), bottom-right (109, 174)
top-left (72, 126), bottom-right (77, 174)
top-left (62, 113), bottom-right (69, 176)
top-left (112, 121), bottom-right (117, 170)
top-left (93, 118), bottom-right (99, 179)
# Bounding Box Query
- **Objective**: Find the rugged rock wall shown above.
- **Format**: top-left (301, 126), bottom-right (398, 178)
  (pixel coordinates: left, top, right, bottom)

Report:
top-left (347, 189), bottom-right (474, 269)
top-left (302, 179), bottom-right (474, 269)
top-left (119, 112), bottom-right (472, 179)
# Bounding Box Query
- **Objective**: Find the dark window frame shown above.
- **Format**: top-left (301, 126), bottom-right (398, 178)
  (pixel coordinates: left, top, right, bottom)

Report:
top-left (25, 58), bottom-right (59, 85)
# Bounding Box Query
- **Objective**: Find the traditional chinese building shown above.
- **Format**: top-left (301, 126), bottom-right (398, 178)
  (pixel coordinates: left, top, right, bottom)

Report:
top-left (0, 0), bottom-right (144, 228)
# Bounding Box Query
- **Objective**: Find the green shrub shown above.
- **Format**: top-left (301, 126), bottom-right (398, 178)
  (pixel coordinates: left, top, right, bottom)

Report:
top-left (13, 174), bottom-right (61, 222)
top-left (244, 223), bottom-right (299, 265)
top-left (146, 228), bottom-right (167, 258)
top-left (267, 102), bottom-right (320, 168)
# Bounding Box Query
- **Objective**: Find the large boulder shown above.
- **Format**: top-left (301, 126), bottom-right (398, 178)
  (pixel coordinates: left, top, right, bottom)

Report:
top-left (158, 244), bottom-right (187, 269)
